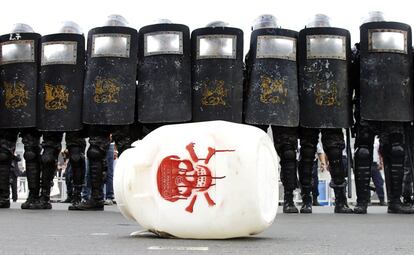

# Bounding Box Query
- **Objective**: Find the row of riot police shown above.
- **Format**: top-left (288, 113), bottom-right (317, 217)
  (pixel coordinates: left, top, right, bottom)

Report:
top-left (0, 11), bottom-right (413, 215)
top-left (244, 12), bottom-right (414, 215)
top-left (0, 15), bottom-right (245, 211)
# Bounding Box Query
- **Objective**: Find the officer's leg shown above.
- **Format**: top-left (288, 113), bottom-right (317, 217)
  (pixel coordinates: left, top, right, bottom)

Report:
top-left (11, 174), bottom-right (18, 202)
top-left (0, 130), bottom-right (18, 208)
top-left (312, 161), bottom-right (320, 206)
top-left (402, 153), bottom-right (413, 205)
top-left (66, 131), bottom-right (86, 210)
top-left (21, 129), bottom-right (42, 210)
top-left (298, 128), bottom-right (319, 214)
top-left (39, 132), bottom-right (63, 209)
top-left (112, 125), bottom-right (132, 156)
top-left (272, 126), bottom-right (299, 214)
top-left (322, 129), bottom-right (353, 213)
top-left (71, 127), bottom-right (110, 211)
top-left (382, 127), bottom-right (414, 214)
top-left (353, 125), bottom-right (374, 214)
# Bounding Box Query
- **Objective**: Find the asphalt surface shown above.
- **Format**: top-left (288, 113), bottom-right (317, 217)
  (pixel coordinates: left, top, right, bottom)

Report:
top-left (0, 202), bottom-right (413, 255)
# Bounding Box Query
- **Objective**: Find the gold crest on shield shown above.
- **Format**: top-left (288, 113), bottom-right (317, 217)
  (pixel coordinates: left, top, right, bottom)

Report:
top-left (93, 77), bottom-right (121, 104)
top-left (4, 81), bottom-right (29, 109)
top-left (201, 80), bottom-right (228, 106)
top-left (44, 84), bottom-right (69, 110)
top-left (259, 76), bottom-right (288, 104)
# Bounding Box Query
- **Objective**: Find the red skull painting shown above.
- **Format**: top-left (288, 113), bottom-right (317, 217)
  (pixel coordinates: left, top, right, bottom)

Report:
top-left (157, 142), bottom-right (234, 213)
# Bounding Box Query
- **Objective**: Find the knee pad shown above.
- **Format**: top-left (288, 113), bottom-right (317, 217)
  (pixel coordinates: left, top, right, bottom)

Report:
top-left (357, 130), bottom-right (373, 145)
top-left (326, 147), bottom-right (342, 161)
top-left (87, 145), bottom-right (105, 161)
top-left (355, 147), bottom-right (370, 161)
top-left (282, 147), bottom-right (297, 161)
top-left (41, 148), bottom-right (56, 164)
top-left (70, 153), bottom-right (84, 164)
top-left (0, 149), bottom-right (11, 162)
top-left (300, 146), bottom-right (315, 160)
top-left (69, 152), bottom-right (85, 167)
top-left (390, 144), bottom-right (405, 159)
top-left (24, 149), bottom-right (38, 162)
top-left (389, 133), bottom-right (404, 145)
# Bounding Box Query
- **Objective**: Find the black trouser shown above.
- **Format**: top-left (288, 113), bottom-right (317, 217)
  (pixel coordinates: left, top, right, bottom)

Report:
top-left (299, 128), bottom-right (346, 193)
top-left (10, 174), bottom-right (18, 201)
top-left (41, 131), bottom-right (86, 200)
top-left (0, 129), bottom-right (18, 202)
top-left (40, 132), bottom-right (63, 201)
top-left (86, 125), bottom-right (136, 201)
top-left (312, 160), bottom-right (319, 197)
top-left (355, 120), bottom-right (406, 205)
top-left (255, 125), bottom-right (298, 196)
top-left (21, 129), bottom-right (41, 201)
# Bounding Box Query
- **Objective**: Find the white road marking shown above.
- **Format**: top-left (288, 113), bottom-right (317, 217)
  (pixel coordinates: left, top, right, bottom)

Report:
top-left (147, 246), bottom-right (209, 251)
top-left (90, 233), bottom-right (109, 236)
top-left (45, 234), bottom-right (64, 237)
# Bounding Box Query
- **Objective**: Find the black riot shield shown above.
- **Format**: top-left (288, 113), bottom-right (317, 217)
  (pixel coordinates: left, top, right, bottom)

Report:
top-left (83, 26), bottom-right (138, 125)
top-left (359, 22), bottom-right (413, 121)
top-left (37, 33), bottom-right (85, 131)
top-left (0, 32), bottom-right (40, 128)
top-left (137, 24), bottom-right (191, 123)
top-left (191, 27), bottom-right (244, 123)
top-left (244, 28), bottom-right (299, 126)
top-left (298, 27), bottom-right (352, 128)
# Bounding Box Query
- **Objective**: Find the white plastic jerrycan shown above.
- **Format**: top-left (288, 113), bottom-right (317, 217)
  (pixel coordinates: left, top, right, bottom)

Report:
top-left (114, 121), bottom-right (279, 239)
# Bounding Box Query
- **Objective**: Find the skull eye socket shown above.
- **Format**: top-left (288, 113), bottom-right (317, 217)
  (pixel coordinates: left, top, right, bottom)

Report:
top-left (178, 162), bottom-right (191, 171)
top-left (175, 176), bottom-right (184, 185)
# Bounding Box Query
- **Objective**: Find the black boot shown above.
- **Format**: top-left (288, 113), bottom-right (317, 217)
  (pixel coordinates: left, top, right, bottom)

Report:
top-left (0, 159), bottom-right (11, 209)
top-left (279, 145), bottom-right (299, 214)
top-left (300, 194), bottom-right (312, 213)
top-left (312, 194), bottom-right (321, 206)
top-left (68, 186), bottom-right (83, 210)
top-left (283, 191), bottom-right (298, 213)
top-left (38, 167), bottom-right (55, 210)
top-left (70, 148), bottom-right (105, 211)
top-left (66, 143), bottom-right (86, 210)
top-left (298, 142), bottom-right (315, 214)
top-left (386, 141), bottom-right (414, 214)
top-left (38, 144), bottom-right (60, 210)
top-left (353, 147), bottom-right (372, 214)
top-left (332, 185), bottom-right (353, 214)
top-left (21, 160), bottom-right (41, 209)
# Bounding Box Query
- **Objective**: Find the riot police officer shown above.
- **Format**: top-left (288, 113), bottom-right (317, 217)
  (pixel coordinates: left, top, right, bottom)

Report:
top-left (137, 19), bottom-right (191, 137)
top-left (353, 11), bottom-right (414, 214)
top-left (244, 15), bottom-right (300, 213)
top-left (0, 23), bottom-right (42, 209)
top-left (298, 14), bottom-right (353, 213)
top-left (71, 15), bottom-right (138, 211)
top-left (37, 21), bottom-right (86, 209)
top-left (191, 21), bottom-right (244, 123)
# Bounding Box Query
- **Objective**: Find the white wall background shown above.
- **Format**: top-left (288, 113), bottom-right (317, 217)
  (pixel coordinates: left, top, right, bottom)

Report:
top-left (1, 0), bottom-right (412, 52)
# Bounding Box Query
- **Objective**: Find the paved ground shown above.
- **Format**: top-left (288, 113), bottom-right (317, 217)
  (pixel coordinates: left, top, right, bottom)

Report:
top-left (0, 203), bottom-right (413, 255)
